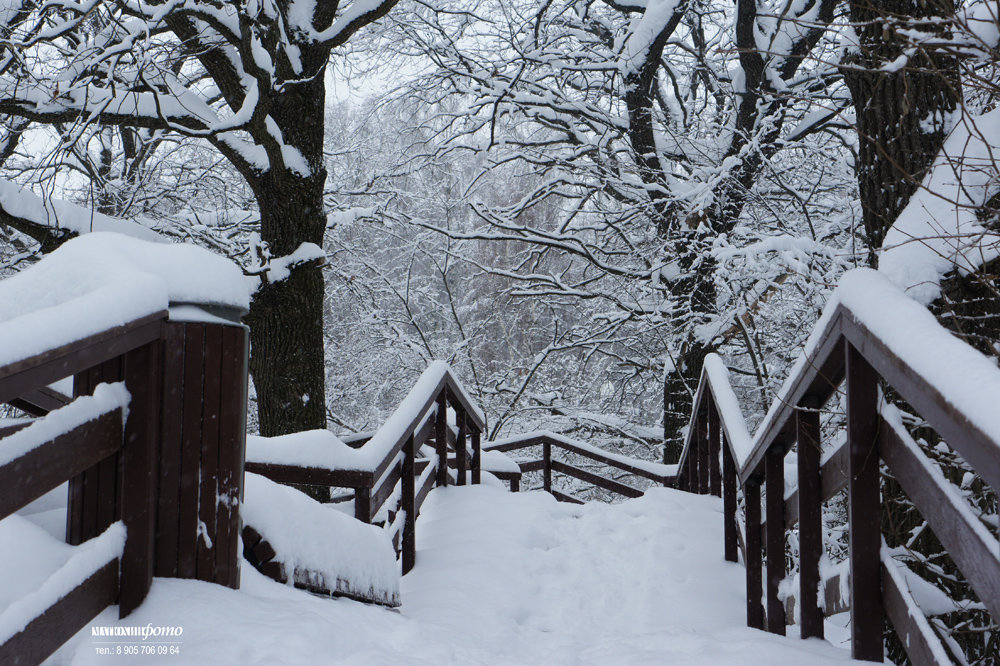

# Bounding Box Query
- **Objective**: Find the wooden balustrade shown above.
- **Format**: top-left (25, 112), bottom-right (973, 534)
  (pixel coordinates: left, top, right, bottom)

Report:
top-left (676, 287), bottom-right (1000, 663)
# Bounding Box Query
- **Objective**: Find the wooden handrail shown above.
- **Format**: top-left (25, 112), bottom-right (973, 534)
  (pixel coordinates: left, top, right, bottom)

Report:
top-left (675, 269), bottom-right (1000, 664)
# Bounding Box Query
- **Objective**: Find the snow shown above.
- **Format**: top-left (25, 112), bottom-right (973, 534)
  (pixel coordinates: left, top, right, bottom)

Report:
top-left (881, 549), bottom-right (954, 664)
top-left (52, 486), bottom-right (858, 664)
top-left (480, 449), bottom-right (521, 474)
top-left (0, 233), bottom-right (250, 368)
top-left (703, 354), bottom-right (754, 466)
top-left (241, 473), bottom-right (399, 605)
top-left (0, 180), bottom-right (162, 243)
top-left (0, 382), bottom-right (128, 468)
top-left (245, 429), bottom-right (359, 469)
top-left (0, 520), bottom-right (124, 646)
top-left (619, 0), bottom-right (684, 78)
top-left (879, 107), bottom-right (1000, 305)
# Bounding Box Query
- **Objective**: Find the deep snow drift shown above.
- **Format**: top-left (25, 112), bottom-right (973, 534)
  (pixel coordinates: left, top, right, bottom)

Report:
top-left (49, 486), bottom-right (858, 664)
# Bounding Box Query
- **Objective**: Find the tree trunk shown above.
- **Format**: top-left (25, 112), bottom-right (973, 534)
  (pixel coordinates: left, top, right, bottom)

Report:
top-left (842, 0), bottom-right (960, 264)
top-left (245, 70), bottom-right (329, 437)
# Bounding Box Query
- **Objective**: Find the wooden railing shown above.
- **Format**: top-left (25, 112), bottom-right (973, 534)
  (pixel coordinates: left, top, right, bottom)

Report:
top-left (484, 431), bottom-right (676, 502)
top-left (246, 362), bottom-right (484, 574)
top-left (676, 269), bottom-right (1000, 664)
top-left (0, 312), bottom-right (165, 664)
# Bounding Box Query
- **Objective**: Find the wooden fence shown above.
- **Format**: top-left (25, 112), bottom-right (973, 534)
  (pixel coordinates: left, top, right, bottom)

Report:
top-left (676, 282), bottom-right (1000, 663)
top-left (483, 432), bottom-right (676, 501)
top-left (246, 363), bottom-right (483, 574)
top-left (0, 310), bottom-right (248, 664)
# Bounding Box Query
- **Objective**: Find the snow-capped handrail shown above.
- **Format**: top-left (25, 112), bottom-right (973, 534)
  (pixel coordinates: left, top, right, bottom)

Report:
top-left (675, 268), bottom-right (1000, 663)
top-left (245, 361), bottom-right (486, 576)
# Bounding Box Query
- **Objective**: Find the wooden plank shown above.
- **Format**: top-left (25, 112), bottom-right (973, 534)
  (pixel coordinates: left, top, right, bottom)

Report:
top-left (543, 441), bottom-right (552, 493)
top-left (355, 486), bottom-right (372, 523)
top-left (371, 458), bottom-right (403, 515)
top-left (120, 340), bottom-right (161, 618)
top-left (551, 489), bottom-right (585, 505)
top-left (880, 417), bottom-right (1000, 621)
top-left (155, 324), bottom-right (185, 578)
top-left (177, 324), bottom-right (204, 579)
top-left (765, 447), bottom-right (786, 635)
top-left (401, 434), bottom-right (416, 574)
top-left (7, 385), bottom-right (72, 415)
top-left (231, 326), bottom-right (249, 589)
top-left (782, 440), bottom-right (849, 529)
top-left (519, 459), bottom-right (545, 473)
top-left (722, 437), bottom-right (738, 563)
top-left (435, 392), bottom-right (448, 487)
top-left (455, 407), bottom-right (467, 486)
top-left (697, 411), bottom-right (710, 494)
top-left (482, 437), bottom-right (544, 453)
top-left (796, 398), bottom-right (824, 640)
top-left (550, 460), bottom-right (643, 498)
top-left (708, 398), bottom-right (721, 497)
top-left (471, 428), bottom-right (481, 485)
top-left (0, 314), bottom-right (165, 406)
top-left (845, 342), bottom-right (882, 662)
top-left (0, 559), bottom-right (118, 666)
top-left (0, 409), bottom-right (123, 521)
top-left (216, 325), bottom-right (245, 588)
top-left (745, 480), bottom-right (764, 630)
top-left (243, 461), bottom-right (374, 487)
top-left (882, 558), bottom-right (950, 666)
top-left (196, 325), bottom-right (222, 582)
top-left (414, 464), bottom-right (438, 517)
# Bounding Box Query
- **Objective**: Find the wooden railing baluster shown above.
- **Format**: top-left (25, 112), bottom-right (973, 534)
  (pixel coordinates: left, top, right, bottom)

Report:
top-left (708, 398), bottom-right (721, 497)
top-left (765, 447), bottom-right (786, 635)
top-left (745, 479), bottom-right (765, 630)
top-left (845, 342), bottom-right (882, 662)
top-left (456, 406), bottom-right (467, 486)
top-left (401, 433), bottom-right (416, 574)
top-left (543, 440), bottom-right (552, 493)
top-left (435, 391), bottom-right (449, 487)
top-left (471, 428), bottom-right (481, 485)
top-left (796, 397), bottom-right (823, 640)
top-left (697, 411), bottom-right (710, 494)
top-left (722, 437), bottom-right (738, 563)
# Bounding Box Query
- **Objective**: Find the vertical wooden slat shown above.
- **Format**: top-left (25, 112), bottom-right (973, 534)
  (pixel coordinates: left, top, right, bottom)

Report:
top-left (511, 477), bottom-right (520, 492)
top-left (456, 407), bottom-right (467, 486)
top-left (401, 434), bottom-right (416, 574)
top-left (216, 325), bottom-right (244, 588)
top-left (846, 342), bottom-right (883, 662)
top-left (177, 324), bottom-right (204, 579)
top-left (543, 440), bottom-right (552, 493)
top-left (355, 486), bottom-right (372, 523)
top-left (155, 323), bottom-right (185, 578)
top-left (708, 397), bottom-right (721, 497)
top-left (697, 411), bottom-right (710, 494)
top-left (471, 428), bottom-right (481, 485)
top-left (230, 326), bottom-right (249, 589)
top-left (722, 437), bottom-right (738, 563)
top-left (797, 397), bottom-right (824, 640)
top-left (745, 479), bottom-right (764, 630)
top-left (196, 325), bottom-right (222, 582)
top-left (120, 339), bottom-right (162, 618)
top-left (765, 446), bottom-right (786, 635)
top-left (435, 392), bottom-right (448, 487)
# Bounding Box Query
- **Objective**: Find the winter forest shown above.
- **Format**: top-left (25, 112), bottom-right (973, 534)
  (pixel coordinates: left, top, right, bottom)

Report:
top-left (0, 0), bottom-right (998, 663)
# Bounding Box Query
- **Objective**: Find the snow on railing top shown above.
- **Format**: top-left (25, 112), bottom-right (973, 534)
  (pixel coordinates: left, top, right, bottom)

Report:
top-left (0, 233), bottom-right (249, 368)
top-left (701, 355), bottom-right (754, 467)
top-left (0, 383), bottom-right (128, 468)
top-left (724, 268), bottom-right (1000, 484)
top-left (248, 361), bottom-right (484, 473)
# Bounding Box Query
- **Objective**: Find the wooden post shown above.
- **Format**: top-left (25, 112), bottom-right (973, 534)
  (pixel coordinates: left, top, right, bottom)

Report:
top-left (697, 411), bottom-right (710, 493)
top-left (456, 406), bottom-right (467, 486)
top-left (511, 476), bottom-right (520, 493)
top-left (119, 340), bottom-right (161, 618)
top-left (435, 392), bottom-right (448, 487)
top-left (401, 434), bottom-right (416, 574)
top-left (765, 446), bottom-right (786, 635)
top-left (797, 397), bottom-right (824, 640)
top-left (708, 397), bottom-right (721, 497)
top-left (722, 437), bottom-right (738, 563)
top-left (471, 428), bottom-right (481, 485)
top-left (355, 486), bottom-right (372, 523)
top-left (745, 479), bottom-right (765, 630)
top-left (846, 342), bottom-right (882, 662)
top-left (543, 440), bottom-right (552, 494)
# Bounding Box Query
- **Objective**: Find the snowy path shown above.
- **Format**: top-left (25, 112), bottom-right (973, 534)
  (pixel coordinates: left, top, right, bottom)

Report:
top-left (53, 486), bottom-right (859, 664)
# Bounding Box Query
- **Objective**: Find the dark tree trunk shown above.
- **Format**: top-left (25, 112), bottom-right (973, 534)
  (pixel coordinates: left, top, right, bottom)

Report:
top-left (244, 70), bottom-right (329, 437)
top-left (842, 0), bottom-right (960, 264)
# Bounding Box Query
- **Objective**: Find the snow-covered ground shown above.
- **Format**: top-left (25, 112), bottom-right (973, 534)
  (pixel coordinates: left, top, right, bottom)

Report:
top-left (47, 486), bottom-right (858, 664)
